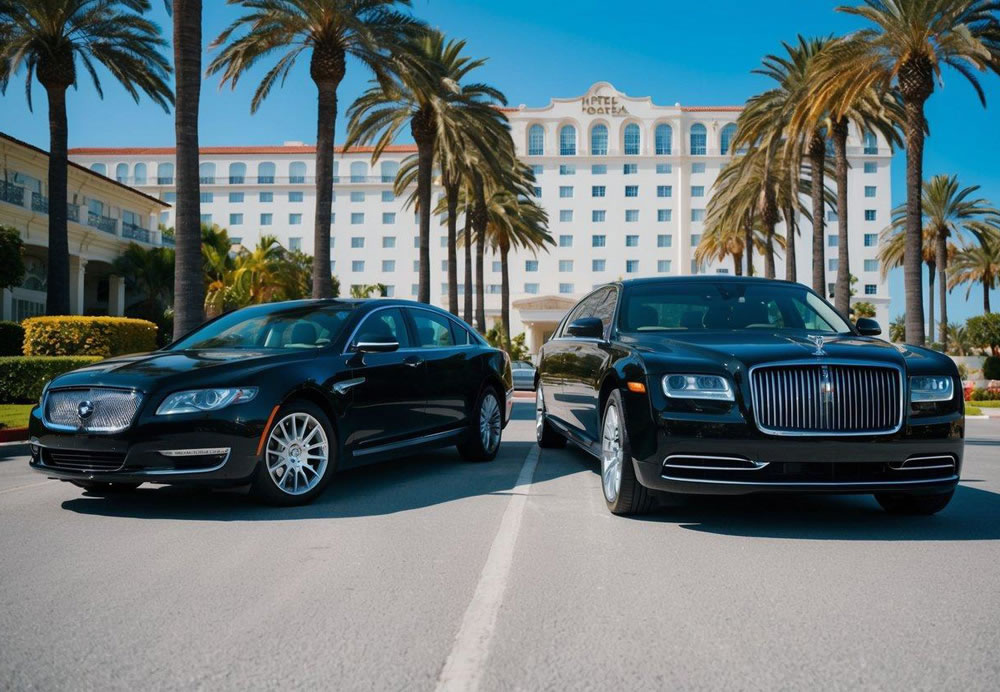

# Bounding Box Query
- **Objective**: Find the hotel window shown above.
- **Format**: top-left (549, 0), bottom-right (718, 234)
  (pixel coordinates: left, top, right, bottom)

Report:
top-left (352, 260), bottom-right (365, 272)
top-left (690, 123), bottom-right (707, 155)
top-left (591, 124), bottom-right (608, 156)
top-left (411, 284), bottom-right (419, 295)
top-left (350, 191), bottom-right (365, 202)
top-left (441, 260), bottom-right (449, 271)
top-left (623, 163), bottom-right (637, 175)
top-left (592, 186), bottom-right (606, 197)
top-left (559, 234), bottom-right (573, 247)
top-left (492, 261), bottom-right (502, 272)
top-left (559, 209), bottom-right (573, 222)
top-left (657, 209), bottom-right (672, 222)
top-left (381, 190), bottom-right (394, 202)
top-left (828, 258), bottom-right (839, 271)
top-left (489, 284), bottom-right (502, 294)
top-left (260, 191), bottom-right (273, 203)
top-left (828, 235), bottom-right (838, 247)
top-left (864, 162), bottom-right (878, 174)
top-left (289, 161), bottom-right (306, 184)
top-left (525, 260), bottom-right (538, 272)
top-left (289, 191), bottom-right (303, 202)
top-left (201, 214), bottom-right (213, 224)
top-left (691, 260), bottom-right (698, 274)
top-left (623, 123), bottom-right (641, 155)
top-left (863, 132), bottom-right (878, 155)
top-left (864, 186), bottom-right (877, 198)
top-left (626, 260), bottom-right (639, 273)
top-left (656, 163), bottom-right (672, 174)
top-left (625, 235), bottom-right (639, 247)
top-left (559, 260), bottom-right (574, 272)
top-left (827, 210), bottom-right (838, 222)
top-left (528, 124), bottom-right (545, 155)
top-left (720, 123), bottom-right (738, 155)
top-left (691, 234), bottom-right (702, 246)
top-left (440, 237), bottom-right (448, 248)
top-left (116, 163), bottom-right (129, 183)
top-left (525, 283), bottom-right (539, 294)
top-left (691, 162), bottom-right (706, 174)
top-left (413, 259), bottom-right (419, 270)
top-left (383, 236), bottom-right (396, 248)
top-left (559, 283), bottom-right (574, 294)
top-left (592, 234), bottom-right (606, 247)
top-left (657, 234), bottom-right (672, 247)
top-left (164, 192), bottom-right (177, 203)
top-left (229, 236), bottom-right (241, 244)
top-left (257, 162), bottom-right (276, 184)
top-left (691, 185), bottom-right (705, 197)
top-left (559, 125), bottom-right (576, 156)
top-left (625, 185), bottom-right (639, 197)
top-left (592, 259), bottom-right (606, 272)
top-left (229, 192), bottom-right (244, 203)
top-left (657, 185), bottom-right (672, 198)
top-left (864, 259), bottom-right (879, 272)
top-left (289, 237), bottom-right (302, 251)
top-left (864, 284), bottom-right (877, 295)
top-left (559, 186), bottom-right (574, 198)
top-left (864, 233), bottom-right (878, 247)
top-left (229, 213), bottom-right (243, 225)
top-left (559, 164), bottom-right (576, 175)
top-left (657, 259), bottom-right (672, 273)
top-left (331, 213), bottom-right (336, 224)
top-left (157, 162), bottom-right (174, 184)
top-left (380, 160), bottom-right (398, 183)
top-left (593, 210), bottom-right (606, 222)
top-left (330, 261), bottom-right (336, 273)
top-left (864, 209), bottom-right (877, 221)
top-left (655, 124), bottom-right (672, 155)
top-left (531, 164), bottom-right (544, 176)
top-left (159, 211), bottom-right (170, 224)
top-left (228, 162), bottom-right (246, 184)
top-left (289, 214), bottom-right (302, 225)
top-left (200, 192), bottom-right (214, 203)
top-left (413, 238), bottom-right (420, 249)
top-left (625, 209), bottom-right (639, 223)
top-left (134, 163), bottom-right (147, 185)
top-left (351, 212), bottom-right (364, 225)
top-left (383, 285), bottom-right (396, 298)
top-left (350, 161), bottom-right (367, 183)
top-left (591, 164), bottom-right (607, 175)
top-left (533, 187), bottom-right (542, 197)
top-left (383, 212), bottom-right (396, 224)
top-left (691, 209), bottom-right (705, 222)
top-left (260, 213), bottom-right (272, 225)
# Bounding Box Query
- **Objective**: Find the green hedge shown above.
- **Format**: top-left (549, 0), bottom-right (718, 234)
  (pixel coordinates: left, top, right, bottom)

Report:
top-left (0, 356), bottom-right (103, 403)
top-left (983, 356), bottom-right (1000, 381)
top-left (22, 316), bottom-right (157, 357)
top-left (0, 321), bottom-right (24, 356)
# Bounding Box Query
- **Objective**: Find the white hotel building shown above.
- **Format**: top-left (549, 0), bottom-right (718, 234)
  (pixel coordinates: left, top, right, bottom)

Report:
top-left (69, 82), bottom-right (891, 352)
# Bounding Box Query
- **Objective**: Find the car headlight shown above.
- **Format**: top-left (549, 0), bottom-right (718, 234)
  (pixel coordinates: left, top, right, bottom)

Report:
top-left (662, 374), bottom-right (734, 401)
top-left (155, 387), bottom-right (258, 415)
top-left (909, 376), bottom-right (954, 403)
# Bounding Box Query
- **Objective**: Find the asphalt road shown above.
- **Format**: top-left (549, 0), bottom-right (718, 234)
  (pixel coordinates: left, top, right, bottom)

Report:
top-left (2, 404), bottom-right (999, 691)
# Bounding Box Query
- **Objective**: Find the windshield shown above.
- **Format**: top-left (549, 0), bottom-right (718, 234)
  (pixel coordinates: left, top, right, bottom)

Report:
top-left (170, 304), bottom-right (356, 351)
top-left (619, 281), bottom-right (853, 335)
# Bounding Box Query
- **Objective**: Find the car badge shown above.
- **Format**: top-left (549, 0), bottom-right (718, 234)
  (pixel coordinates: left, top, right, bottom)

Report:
top-left (77, 400), bottom-right (95, 420)
top-left (808, 335), bottom-right (827, 357)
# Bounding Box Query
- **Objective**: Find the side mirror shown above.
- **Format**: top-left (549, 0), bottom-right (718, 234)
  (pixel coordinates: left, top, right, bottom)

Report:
top-left (566, 317), bottom-right (604, 340)
top-left (855, 317), bottom-right (881, 337)
top-left (353, 338), bottom-right (399, 353)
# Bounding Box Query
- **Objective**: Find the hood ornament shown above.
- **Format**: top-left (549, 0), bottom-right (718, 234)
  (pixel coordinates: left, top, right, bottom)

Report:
top-left (77, 400), bottom-right (95, 420)
top-left (808, 335), bottom-right (827, 357)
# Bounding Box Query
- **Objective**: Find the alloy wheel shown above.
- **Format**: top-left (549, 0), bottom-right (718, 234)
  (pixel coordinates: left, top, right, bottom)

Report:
top-left (265, 412), bottom-right (329, 496)
top-left (601, 406), bottom-right (623, 502)
top-left (480, 392), bottom-right (502, 454)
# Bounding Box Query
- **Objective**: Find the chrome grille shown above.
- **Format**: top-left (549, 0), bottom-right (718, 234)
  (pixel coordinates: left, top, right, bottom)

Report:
top-left (44, 388), bottom-right (143, 433)
top-left (750, 363), bottom-right (902, 435)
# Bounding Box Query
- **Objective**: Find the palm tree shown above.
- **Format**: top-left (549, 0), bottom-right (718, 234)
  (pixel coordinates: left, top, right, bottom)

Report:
top-left (209, 0), bottom-right (423, 300)
top-left (878, 221), bottom-right (943, 340)
top-left (112, 243), bottom-right (175, 322)
top-left (806, 1), bottom-right (1000, 344)
top-left (0, 0), bottom-right (172, 315)
top-left (949, 224), bottom-right (1000, 313)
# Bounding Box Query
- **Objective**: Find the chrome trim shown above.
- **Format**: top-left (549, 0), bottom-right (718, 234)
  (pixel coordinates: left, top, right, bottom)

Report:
top-left (158, 447), bottom-right (230, 457)
top-left (663, 454), bottom-right (768, 471)
top-left (889, 455), bottom-right (956, 471)
top-left (659, 474), bottom-right (960, 487)
top-left (748, 360), bottom-right (905, 437)
top-left (662, 374), bottom-right (735, 401)
top-left (341, 304), bottom-right (484, 355)
top-left (140, 450), bottom-right (231, 476)
top-left (333, 377), bottom-right (366, 395)
top-left (41, 386), bottom-right (143, 435)
top-left (352, 427), bottom-right (463, 457)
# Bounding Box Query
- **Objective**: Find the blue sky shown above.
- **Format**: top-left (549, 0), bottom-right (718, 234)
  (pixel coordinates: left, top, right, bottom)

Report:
top-left (3, 0), bottom-right (999, 324)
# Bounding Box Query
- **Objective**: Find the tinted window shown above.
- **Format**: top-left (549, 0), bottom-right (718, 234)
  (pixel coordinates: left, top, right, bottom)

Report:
top-left (354, 308), bottom-right (409, 347)
top-left (171, 305), bottom-right (354, 350)
top-left (592, 288), bottom-right (618, 338)
top-left (410, 310), bottom-right (456, 348)
top-left (450, 321), bottom-right (473, 345)
top-left (560, 289), bottom-right (607, 336)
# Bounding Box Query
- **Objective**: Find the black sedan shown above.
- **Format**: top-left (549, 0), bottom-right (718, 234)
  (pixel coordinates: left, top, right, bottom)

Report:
top-left (535, 277), bottom-right (963, 516)
top-left (29, 299), bottom-right (513, 505)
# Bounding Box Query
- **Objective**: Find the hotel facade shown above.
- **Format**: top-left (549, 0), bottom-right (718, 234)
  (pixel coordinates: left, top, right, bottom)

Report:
top-left (69, 82), bottom-right (891, 351)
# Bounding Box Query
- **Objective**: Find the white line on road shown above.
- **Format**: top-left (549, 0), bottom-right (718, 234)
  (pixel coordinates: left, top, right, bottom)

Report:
top-left (436, 445), bottom-right (540, 692)
top-left (0, 480), bottom-right (51, 496)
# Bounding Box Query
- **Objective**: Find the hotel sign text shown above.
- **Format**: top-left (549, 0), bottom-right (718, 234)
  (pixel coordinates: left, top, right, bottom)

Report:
top-left (581, 95), bottom-right (628, 116)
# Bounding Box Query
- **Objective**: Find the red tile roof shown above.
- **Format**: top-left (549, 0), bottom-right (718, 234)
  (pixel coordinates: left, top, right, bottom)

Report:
top-left (67, 144), bottom-right (419, 156)
top-left (681, 106), bottom-right (743, 112)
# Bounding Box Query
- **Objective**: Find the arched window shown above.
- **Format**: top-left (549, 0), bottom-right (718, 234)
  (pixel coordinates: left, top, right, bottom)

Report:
top-left (90, 163), bottom-right (107, 176)
top-left (623, 123), bottom-right (640, 156)
top-left (115, 163), bottom-right (129, 183)
top-left (333, 161), bottom-right (340, 183)
top-left (133, 163), bottom-right (147, 185)
top-left (690, 123), bottom-right (707, 156)
top-left (350, 161), bottom-right (367, 183)
top-left (257, 162), bottom-right (275, 184)
top-left (559, 125), bottom-right (576, 156)
top-left (228, 162), bottom-right (245, 184)
top-left (199, 162), bottom-right (216, 184)
top-left (528, 124), bottom-right (545, 156)
top-left (289, 161), bottom-right (307, 184)
top-left (863, 132), bottom-right (878, 155)
top-left (380, 160), bottom-right (399, 183)
top-left (720, 123), bottom-right (738, 155)
top-left (655, 124), bottom-right (672, 155)
top-left (156, 162), bottom-right (173, 184)
top-left (590, 124), bottom-right (608, 156)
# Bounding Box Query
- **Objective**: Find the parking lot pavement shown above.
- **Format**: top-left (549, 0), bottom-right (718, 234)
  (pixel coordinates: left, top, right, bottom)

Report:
top-left (2, 410), bottom-right (998, 690)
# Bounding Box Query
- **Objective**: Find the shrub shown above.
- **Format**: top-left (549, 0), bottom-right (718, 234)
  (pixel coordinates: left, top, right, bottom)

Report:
top-left (22, 316), bottom-right (157, 357)
top-left (957, 363), bottom-right (970, 380)
top-left (983, 356), bottom-right (1000, 381)
top-left (970, 387), bottom-right (986, 401)
top-left (0, 226), bottom-right (25, 292)
top-left (0, 356), bottom-right (103, 403)
top-left (967, 313), bottom-right (1000, 356)
top-left (0, 321), bottom-right (24, 356)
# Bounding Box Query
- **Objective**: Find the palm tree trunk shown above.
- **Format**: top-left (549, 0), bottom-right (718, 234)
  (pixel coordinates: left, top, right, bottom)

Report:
top-left (172, 0), bottom-right (204, 338)
top-left (412, 109), bottom-right (435, 304)
top-left (936, 232), bottom-right (948, 350)
top-left (463, 214), bottom-right (473, 323)
top-left (832, 119), bottom-right (850, 316)
top-left (764, 230), bottom-right (776, 279)
top-left (809, 134), bottom-right (826, 296)
top-left (445, 181), bottom-right (459, 315)
top-left (744, 221), bottom-right (753, 276)
top-left (783, 205), bottom-right (796, 283)
top-left (474, 177), bottom-right (487, 332)
top-left (733, 251), bottom-right (743, 276)
top-left (926, 260), bottom-right (935, 344)
top-left (44, 85), bottom-right (70, 315)
top-left (500, 243), bottom-right (511, 353)
top-left (311, 80), bottom-right (339, 299)
top-left (900, 74), bottom-right (930, 345)
top-left (985, 277), bottom-right (992, 314)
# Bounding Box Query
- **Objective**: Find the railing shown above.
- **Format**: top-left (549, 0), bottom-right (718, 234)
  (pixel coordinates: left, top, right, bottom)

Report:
top-left (88, 212), bottom-right (117, 235)
top-left (124, 174), bottom-right (402, 185)
top-left (31, 192), bottom-right (48, 213)
top-left (68, 204), bottom-right (80, 223)
top-left (157, 177), bottom-right (174, 185)
top-left (122, 222), bottom-right (150, 243)
top-left (0, 180), bottom-right (25, 206)
top-left (161, 234), bottom-right (175, 247)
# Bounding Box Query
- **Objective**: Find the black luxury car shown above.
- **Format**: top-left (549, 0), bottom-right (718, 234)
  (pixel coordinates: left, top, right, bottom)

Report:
top-left (29, 299), bottom-right (513, 505)
top-left (535, 277), bottom-right (964, 516)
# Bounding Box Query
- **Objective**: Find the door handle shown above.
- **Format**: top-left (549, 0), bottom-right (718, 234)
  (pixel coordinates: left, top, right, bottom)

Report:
top-left (404, 356), bottom-right (423, 368)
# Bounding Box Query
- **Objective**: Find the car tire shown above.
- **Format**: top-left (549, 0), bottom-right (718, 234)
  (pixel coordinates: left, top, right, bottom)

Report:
top-left (458, 386), bottom-right (503, 462)
top-left (70, 481), bottom-right (141, 494)
top-left (535, 385), bottom-right (566, 449)
top-left (252, 400), bottom-right (336, 506)
top-left (600, 390), bottom-right (655, 516)
top-left (874, 490), bottom-right (954, 515)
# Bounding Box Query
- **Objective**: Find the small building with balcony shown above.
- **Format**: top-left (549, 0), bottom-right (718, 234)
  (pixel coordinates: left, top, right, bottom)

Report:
top-left (0, 132), bottom-right (169, 322)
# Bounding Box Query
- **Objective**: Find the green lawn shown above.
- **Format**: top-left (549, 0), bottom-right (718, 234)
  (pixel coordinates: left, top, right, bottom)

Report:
top-left (0, 404), bottom-right (33, 430)
top-left (966, 405), bottom-right (983, 416)
top-left (968, 400), bottom-right (1000, 408)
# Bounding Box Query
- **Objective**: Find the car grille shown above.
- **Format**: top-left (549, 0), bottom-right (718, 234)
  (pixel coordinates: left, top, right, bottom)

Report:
top-left (43, 449), bottom-right (127, 472)
top-left (44, 387), bottom-right (143, 433)
top-left (750, 363), bottom-right (902, 435)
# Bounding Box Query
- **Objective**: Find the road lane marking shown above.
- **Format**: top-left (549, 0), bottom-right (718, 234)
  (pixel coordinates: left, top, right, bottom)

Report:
top-left (0, 480), bottom-right (51, 496)
top-left (436, 445), bottom-right (540, 692)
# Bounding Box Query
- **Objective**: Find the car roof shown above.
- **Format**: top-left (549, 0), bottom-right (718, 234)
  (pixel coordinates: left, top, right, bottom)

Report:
top-left (610, 276), bottom-right (798, 289)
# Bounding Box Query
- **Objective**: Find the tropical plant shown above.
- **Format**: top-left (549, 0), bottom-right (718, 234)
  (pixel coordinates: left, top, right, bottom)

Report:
top-left (484, 326), bottom-right (528, 362)
top-left (949, 224), bottom-right (1000, 313)
top-left (851, 301), bottom-right (877, 318)
top-left (0, 0), bottom-right (173, 315)
top-left (890, 314), bottom-right (906, 342)
top-left (966, 312), bottom-right (1000, 356)
top-left (204, 235), bottom-right (316, 317)
top-left (209, 0), bottom-right (423, 300)
top-left (112, 243), bottom-right (176, 339)
top-left (0, 226), bottom-right (25, 292)
top-left (945, 322), bottom-right (974, 356)
top-left (350, 283), bottom-right (387, 298)
top-left (805, 0), bottom-right (1000, 344)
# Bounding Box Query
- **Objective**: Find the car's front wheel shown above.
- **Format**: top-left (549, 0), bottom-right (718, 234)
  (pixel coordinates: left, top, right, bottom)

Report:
top-left (458, 386), bottom-right (503, 462)
top-left (874, 490), bottom-right (954, 515)
top-left (252, 401), bottom-right (336, 506)
top-left (600, 390), bottom-right (655, 516)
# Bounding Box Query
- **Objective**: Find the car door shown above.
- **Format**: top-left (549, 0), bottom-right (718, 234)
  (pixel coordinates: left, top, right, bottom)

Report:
top-left (404, 308), bottom-right (472, 434)
top-left (343, 307), bottom-right (427, 452)
top-left (540, 290), bottom-right (604, 433)
top-left (575, 287), bottom-right (618, 438)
